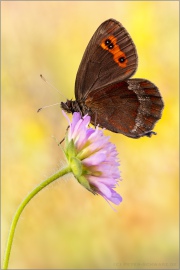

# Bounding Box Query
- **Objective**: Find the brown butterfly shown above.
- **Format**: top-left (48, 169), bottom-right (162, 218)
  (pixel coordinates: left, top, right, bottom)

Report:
top-left (61, 18), bottom-right (164, 138)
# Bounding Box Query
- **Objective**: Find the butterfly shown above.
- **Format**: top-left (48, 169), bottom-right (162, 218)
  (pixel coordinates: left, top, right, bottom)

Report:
top-left (61, 18), bottom-right (164, 138)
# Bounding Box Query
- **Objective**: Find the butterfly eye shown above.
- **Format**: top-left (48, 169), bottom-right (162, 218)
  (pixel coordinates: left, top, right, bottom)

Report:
top-left (119, 57), bottom-right (126, 63)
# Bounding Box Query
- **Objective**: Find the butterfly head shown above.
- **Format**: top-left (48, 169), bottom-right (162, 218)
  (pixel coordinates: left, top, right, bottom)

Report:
top-left (61, 99), bottom-right (80, 114)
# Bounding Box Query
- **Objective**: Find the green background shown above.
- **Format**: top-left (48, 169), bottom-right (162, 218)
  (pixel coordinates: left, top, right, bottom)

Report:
top-left (2, 1), bottom-right (179, 269)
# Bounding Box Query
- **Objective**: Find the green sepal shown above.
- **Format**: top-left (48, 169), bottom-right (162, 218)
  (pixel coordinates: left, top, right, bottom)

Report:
top-left (77, 175), bottom-right (92, 192)
top-left (70, 157), bottom-right (82, 178)
top-left (65, 139), bottom-right (76, 160)
top-left (70, 158), bottom-right (94, 193)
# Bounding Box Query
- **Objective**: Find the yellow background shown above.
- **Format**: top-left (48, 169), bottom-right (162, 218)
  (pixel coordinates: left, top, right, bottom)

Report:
top-left (2, 1), bottom-right (179, 269)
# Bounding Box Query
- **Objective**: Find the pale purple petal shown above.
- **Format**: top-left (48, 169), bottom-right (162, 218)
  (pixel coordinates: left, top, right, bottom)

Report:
top-left (79, 139), bottom-right (108, 159)
top-left (71, 118), bottom-right (83, 140)
top-left (72, 115), bottom-right (91, 141)
top-left (97, 188), bottom-right (122, 205)
top-left (62, 110), bottom-right (71, 126)
top-left (88, 176), bottom-right (116, 186)
top-left (88, 177), bottom-right (112, 198)
top-left (82, 151), bottom-right (106, 166)
top-left (106, 189), bottom-right (122, 205)
top-left (74, 126), bottom-right (88, 150)
top-left (71, 112), bottom-right (81, 133)
top-left (88, 164), bottom-right (120, 179)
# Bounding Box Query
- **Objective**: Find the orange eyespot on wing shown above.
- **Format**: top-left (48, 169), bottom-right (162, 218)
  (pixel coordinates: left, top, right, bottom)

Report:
top-left (101, 35), bottom-right (127, 68)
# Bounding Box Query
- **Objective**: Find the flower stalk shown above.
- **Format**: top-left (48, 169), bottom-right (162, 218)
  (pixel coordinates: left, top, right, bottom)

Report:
top-left (2, 166), bottom-right (71, 269)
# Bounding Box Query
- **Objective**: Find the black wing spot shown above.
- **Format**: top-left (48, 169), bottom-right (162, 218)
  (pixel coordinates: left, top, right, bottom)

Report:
top-left (105, 39), bottom-right (111, 45)
top-left (119, 57), bottom-right (126, 63)
top-left (104, 39), bottom-right (114, 49)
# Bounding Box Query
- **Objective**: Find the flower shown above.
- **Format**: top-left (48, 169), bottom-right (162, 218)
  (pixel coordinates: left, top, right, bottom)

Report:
top-left (63, 111), bottom-right (122, 206)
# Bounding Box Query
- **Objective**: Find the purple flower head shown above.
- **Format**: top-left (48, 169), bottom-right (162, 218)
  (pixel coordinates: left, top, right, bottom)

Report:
top-left (63, 111), bottom-right (122, 206)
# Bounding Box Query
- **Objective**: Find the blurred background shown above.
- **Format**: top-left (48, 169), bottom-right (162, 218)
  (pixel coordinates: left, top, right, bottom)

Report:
top-left (1, 1), bottom-right (179, 269)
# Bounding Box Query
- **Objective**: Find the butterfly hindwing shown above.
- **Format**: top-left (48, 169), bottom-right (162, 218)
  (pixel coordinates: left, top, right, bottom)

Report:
top-left (84, 79), bottom-right (164, 138)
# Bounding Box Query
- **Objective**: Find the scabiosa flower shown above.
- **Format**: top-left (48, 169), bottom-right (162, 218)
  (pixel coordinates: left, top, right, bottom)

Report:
top-left (63, 111), bottom-right (122, 206)
top-left (2, 111), bottom-right (122, 269)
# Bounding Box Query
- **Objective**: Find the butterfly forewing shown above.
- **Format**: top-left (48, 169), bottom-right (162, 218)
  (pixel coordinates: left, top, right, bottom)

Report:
top-left (75, 19), bottom-right (138, 101)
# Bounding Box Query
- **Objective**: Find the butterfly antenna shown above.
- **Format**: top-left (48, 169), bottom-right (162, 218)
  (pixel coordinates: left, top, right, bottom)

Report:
top-left (40, 74), bottom-right (66, 99)
top-left (37, 103), bottom-right (60, 113)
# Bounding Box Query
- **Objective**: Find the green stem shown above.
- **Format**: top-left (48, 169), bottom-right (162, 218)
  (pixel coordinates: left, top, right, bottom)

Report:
top-left (2, 166), bottom-right (71, 269)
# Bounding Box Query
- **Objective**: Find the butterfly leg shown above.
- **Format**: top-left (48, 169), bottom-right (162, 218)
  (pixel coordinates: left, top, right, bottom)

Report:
top-left (144, 131), bottom-right (157, 137)
top-left (58, 137), bottom-right (65, 145)
top-left (58, 125), bottom-right (70, 145)
top-left (94, 111), bottom-right (98, 127)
